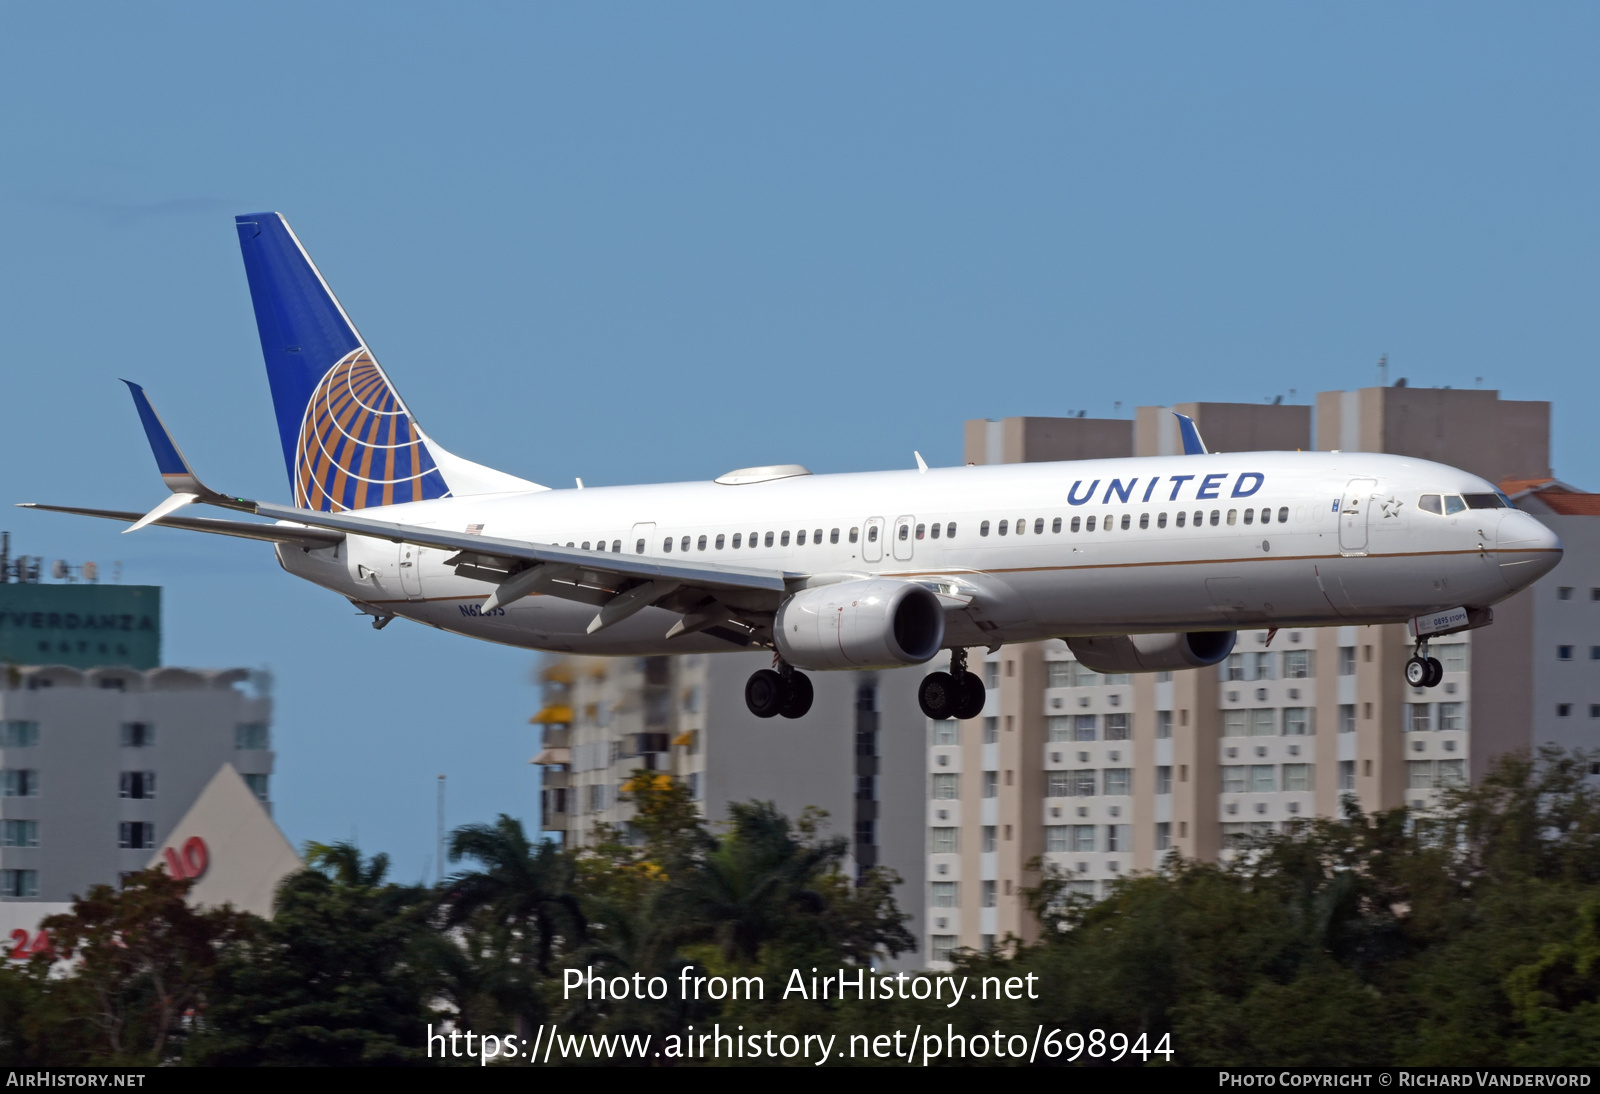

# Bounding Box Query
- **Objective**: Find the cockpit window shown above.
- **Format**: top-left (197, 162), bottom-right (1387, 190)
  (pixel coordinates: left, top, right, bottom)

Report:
top-left (1444, 495), bottom-right (1468, 515)
top-left (1419, 494), bottom-right (1443, 515)
top-left (1464, 493), bottom-right (1507, 509)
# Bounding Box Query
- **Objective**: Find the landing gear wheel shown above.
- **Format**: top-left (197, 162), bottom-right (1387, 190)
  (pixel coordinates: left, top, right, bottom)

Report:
top-left (1404, 656), bottom-right (1429, 688)
top-left (779, 671), bottom-right (814, 719)
top-left (745, 669), bottom-right (785, 718)
top-left (954, 671), bottom-right (987, 721)
top-left (1425, 657), bottom-right (1444, 688)
top-left (919, 672), bottom-right (958, 720)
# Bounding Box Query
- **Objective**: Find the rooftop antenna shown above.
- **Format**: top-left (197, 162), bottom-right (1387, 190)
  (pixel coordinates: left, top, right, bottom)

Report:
top-left (1113, 401), bottom-right (1122, 416)
top-left (0, 532), bottom-right (9, 585)
top-left (1475, 376), bottom-right (1483, 388)
top-left (436, 774), bottom-right (447, 887)
top-left (1378, 353), bottom-right (1389, 387)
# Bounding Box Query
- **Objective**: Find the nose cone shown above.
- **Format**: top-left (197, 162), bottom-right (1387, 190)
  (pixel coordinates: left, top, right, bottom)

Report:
top-left (1497, 511), bottom-right (1563, 592)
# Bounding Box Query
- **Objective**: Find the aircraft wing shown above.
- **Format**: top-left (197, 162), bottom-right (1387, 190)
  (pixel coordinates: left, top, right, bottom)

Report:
top-left (18, 503), bottom-right (344, 549)
top-left (252, 500), bottom-right (789, 597)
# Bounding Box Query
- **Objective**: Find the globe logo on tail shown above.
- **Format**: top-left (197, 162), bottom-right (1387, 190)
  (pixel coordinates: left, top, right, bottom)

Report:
top-left (294, 349), bottom-right (449, 511)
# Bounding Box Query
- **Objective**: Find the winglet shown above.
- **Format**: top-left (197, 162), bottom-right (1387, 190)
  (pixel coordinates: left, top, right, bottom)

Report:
top-left (120, 381), bottom-right (252, 524)
top-left (1173, 412), bottom-right (1208, 455)
top-left (124, 381), bottom-right (208, 492)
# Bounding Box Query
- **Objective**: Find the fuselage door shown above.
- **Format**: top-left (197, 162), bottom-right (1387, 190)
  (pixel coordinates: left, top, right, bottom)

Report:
top-left (892, 515), bottom-right (915, 562)
top-left (630, 522), bottom-right (657, 556)
top-left (1339, 478), bottom-right (1377, 556)
top-left (862, 516), bottom-right (885, 563)
top-left (398, 543), bottom-right (424, 599)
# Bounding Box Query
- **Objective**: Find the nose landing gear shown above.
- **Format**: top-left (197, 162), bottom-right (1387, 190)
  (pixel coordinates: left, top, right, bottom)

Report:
top-left (745, 662), bottom-right (814, 719)
top-left (1405, 640), bottom-right (1444, 689)
top-left (918, 648), bottom-right (987, 721)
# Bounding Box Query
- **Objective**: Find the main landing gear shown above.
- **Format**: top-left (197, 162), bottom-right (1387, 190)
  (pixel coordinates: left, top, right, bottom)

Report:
top-left (745, 662), bottom-right (814, 719)
top-left (918, 649), bottom-right (987, 721)
top-left (1405, 640), bottom-right (1444, 689)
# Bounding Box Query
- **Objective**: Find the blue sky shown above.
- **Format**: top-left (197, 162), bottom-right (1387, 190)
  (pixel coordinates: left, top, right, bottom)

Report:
top-left (2, 4), bottom-right (1595, 880)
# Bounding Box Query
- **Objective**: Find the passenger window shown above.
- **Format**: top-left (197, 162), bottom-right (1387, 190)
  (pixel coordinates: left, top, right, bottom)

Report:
top-left (1209, 510), bottom-right (1220, 526)
top-left (635, 539), bottom-right (646, 554)
top-left (1260, 507), bottom-right (1271, 525)
top-left (1052, 517), bottom-right (1062, 533)
top-left (1226, 510), bottom-right (1237, 526)
top-left (1070, 516), bottom-right (1081, 532)
top-left (897, 525), bottom-right (907, 541)
top-left (1157, 512), bottom-right (1167, 528)
top-left (850, 527), bottom-right (859, 543)
top-left (797, 529), bottom-right (807, 546)
top-left (1419, 494), bottom-right (1443, 515)
top-left (814, 528), bottom-right (822, 542)
top-left (1277, 507), bottom-right (1289, 523)
top-left (663, 538), bottom-right (673, 553)
top-left (765, 531), bottom-right (775, 547)
top-left (947, 523), bottom-right (956, 538)
top-left (1176, 512), bottom-right (1186, 528)
top-left (1086, 516), bottom-right (1097, 531)
top-left (930, 523), bottom-right (940, 539)
top-left (1444, 496), bottom-right (1467, 515)
top-left (1139, 513), bottom-right (1149, 529)
top-left (581, 541), bottom-right (591, 550)
top-left (1242, 509), bottom-right (1254, 525)
top-left (733, 533), bottom-right (742, 548)
top-left (865, 527), bottom-right (876, 543)
top-left (981, 520), bottom-right (991, 537)
top-left (1193, 511), bottom-right (1203, 527)
top-left (1120, 514), bottom-right (1130, 530)
top-left (697, 535), bottom-right (707, 551)
top-left (612, 540), bottom-right (621, 553)
top-left (916, 523), bottom-right (926, 539)
top-left (830, 528), bottom-right (840, 544)
top-left (681, 536), bottom-right (691, 551)
top-left (998, 520), bottom-right (1009, 536)
top-left (715, 534), bottom-right (725, 549)
top-left (780, 531), bottom-right (790, 546)
top-left (1034, 518), bottom-right (1044, 534)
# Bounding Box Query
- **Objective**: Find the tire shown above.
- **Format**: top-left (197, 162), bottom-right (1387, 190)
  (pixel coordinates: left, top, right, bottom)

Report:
top-left (745, 669), bottom-right (785, 718)
top-left (954, 671), bottom-right (988, 720)
top-left (919, 671), bottom-right (958, 720)
top-left (780, 672), bottom-right (814, 719)
top-left (1425, 657), bottom-right (1444, 688)
top-left (1404, 657), bottom-right (1429, 688)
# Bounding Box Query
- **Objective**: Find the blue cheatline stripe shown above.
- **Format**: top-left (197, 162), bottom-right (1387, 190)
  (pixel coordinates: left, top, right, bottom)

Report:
top-left (122, 381), bottom-right (190, 478)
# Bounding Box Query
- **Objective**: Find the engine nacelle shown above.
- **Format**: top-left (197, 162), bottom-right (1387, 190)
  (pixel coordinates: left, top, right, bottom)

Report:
top-left (774, 579), bottom-right (945, 671)
top-left (1067, 631), bottom-right (1236, 674)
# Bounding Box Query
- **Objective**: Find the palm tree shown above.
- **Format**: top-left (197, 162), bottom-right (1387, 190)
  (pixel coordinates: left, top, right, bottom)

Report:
top-left (662, 802), bottom-right (839, 965)
top-left (440, 815), bottom-right (584, 977)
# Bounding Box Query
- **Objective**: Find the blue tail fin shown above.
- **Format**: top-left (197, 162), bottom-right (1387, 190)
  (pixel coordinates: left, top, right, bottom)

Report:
top-left (234, 213), bottom-right (539, 510)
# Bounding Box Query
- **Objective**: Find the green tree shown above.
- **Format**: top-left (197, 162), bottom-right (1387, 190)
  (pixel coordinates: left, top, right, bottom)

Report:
top-left (188, 843), bottom-right (443, 1066)
top-left (35, 867), bottom-right (256, 1065)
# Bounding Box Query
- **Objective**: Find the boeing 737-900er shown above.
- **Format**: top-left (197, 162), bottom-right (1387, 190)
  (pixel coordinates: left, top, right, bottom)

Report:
top-left (22, 213), bottom-right (1564, 721)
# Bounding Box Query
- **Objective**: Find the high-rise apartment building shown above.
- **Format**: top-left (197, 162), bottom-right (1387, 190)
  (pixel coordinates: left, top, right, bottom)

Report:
top-left (932, 388), bottom-right (1580, 964)
top-left (0, 578), bottom-right (277, 908)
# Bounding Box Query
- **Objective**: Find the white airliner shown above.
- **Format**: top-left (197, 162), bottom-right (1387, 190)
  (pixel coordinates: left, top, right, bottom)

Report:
top-left (23, 213), bottom-right (1563, 721)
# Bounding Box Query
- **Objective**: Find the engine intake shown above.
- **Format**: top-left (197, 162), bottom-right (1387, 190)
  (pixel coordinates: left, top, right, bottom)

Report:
top-left (775, 579), bottom-right (945, 670)
top-left (1067, 631), bottom-right (1236, 674)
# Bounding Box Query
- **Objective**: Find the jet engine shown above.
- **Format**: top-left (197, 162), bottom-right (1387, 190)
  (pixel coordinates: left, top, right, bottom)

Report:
top-left (1067, 631), bottom-right (1236, 674)
top-left (774, 579), bottom-right (945, 670)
